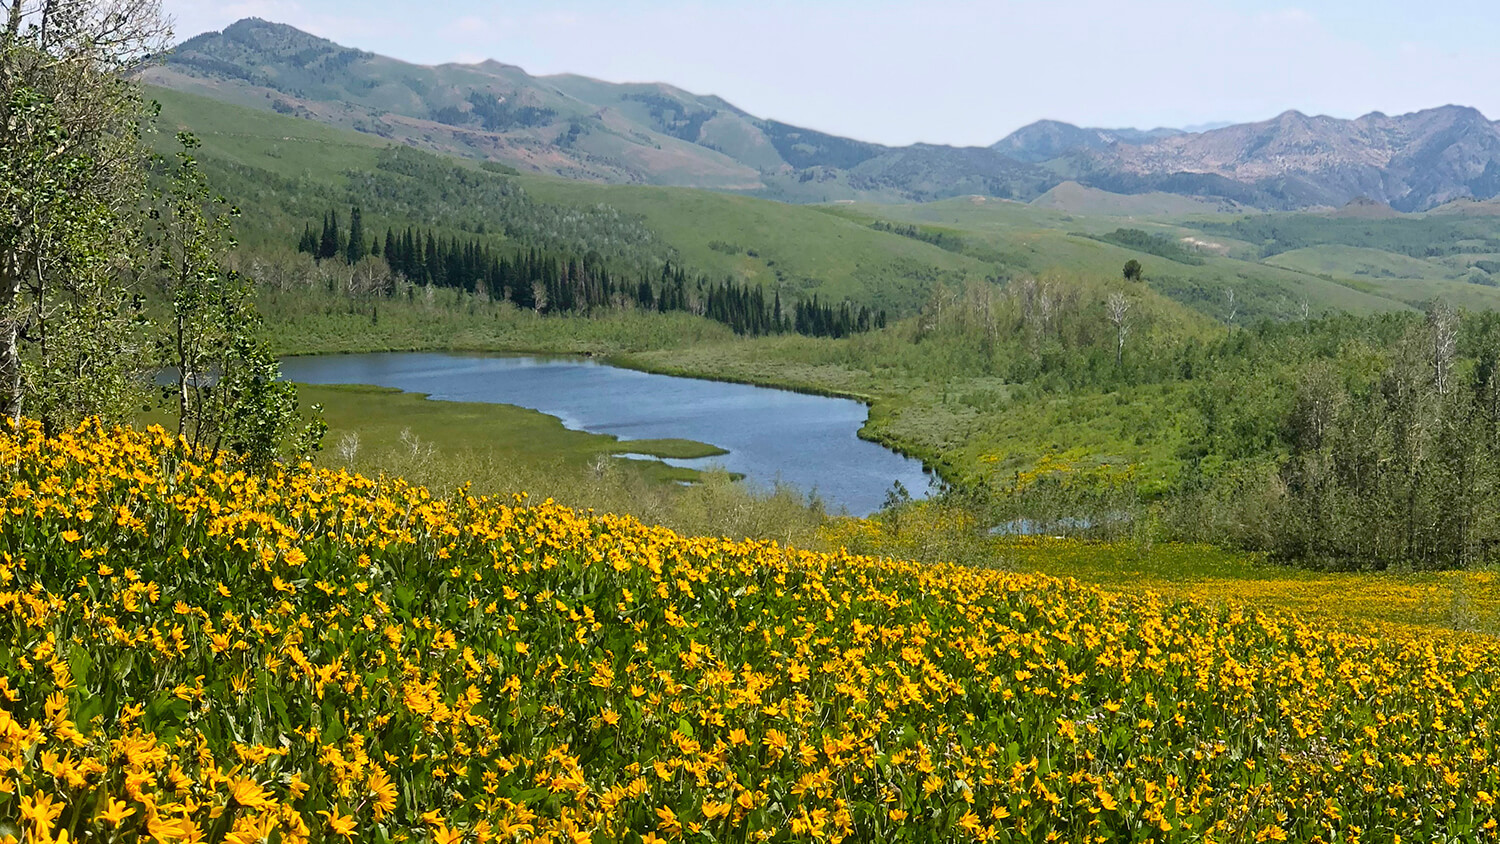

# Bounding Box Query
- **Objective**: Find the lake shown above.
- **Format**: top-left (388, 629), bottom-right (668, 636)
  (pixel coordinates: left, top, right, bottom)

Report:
top-left (279, 352), bottom-right (934, 516)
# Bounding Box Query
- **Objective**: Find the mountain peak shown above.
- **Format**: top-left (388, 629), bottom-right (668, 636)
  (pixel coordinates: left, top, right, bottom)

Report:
top-left (991, 120), bottom-right (1181, 163)
top-left (219, 17), bottom-right (321, 41)
top-left (189, 17), bottom-right (351, 58)
top-left (222, 17), bottom-right (278, 31)
top-left (991, 120), bottom-right (1113, 163)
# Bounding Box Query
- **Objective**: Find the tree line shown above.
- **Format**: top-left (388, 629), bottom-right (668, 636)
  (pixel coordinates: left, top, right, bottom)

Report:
top-left (870, 220), bottom-right (965, 253)
top-left (295, 209), bottom-right (886, 339)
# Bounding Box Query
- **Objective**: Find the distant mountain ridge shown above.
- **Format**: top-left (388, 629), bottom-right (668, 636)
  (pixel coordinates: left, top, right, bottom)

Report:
top-left (989, 120), bottom-right (1184, 163)
top-left (146, 18), bottom-right (1500, 211)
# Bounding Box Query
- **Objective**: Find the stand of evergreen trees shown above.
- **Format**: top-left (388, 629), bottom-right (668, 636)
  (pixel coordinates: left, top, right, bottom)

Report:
top-left (296, 208), bottom-right (885, 339)
top-left (870, 220), bottom-right (964, 252)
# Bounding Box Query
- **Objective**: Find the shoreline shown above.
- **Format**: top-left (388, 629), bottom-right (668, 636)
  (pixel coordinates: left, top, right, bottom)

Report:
top-left (276, 343), bottom-right (954, 489)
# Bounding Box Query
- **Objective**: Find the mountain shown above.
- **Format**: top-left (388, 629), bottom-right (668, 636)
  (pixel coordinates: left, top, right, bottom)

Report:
top-left (143, 18), bottom-right (1053, 203)
top-left (1091, 107), bottom-right (1500, 212)
top-left (146, 19), bottom-right (1500, 212)
top-left (1328, 196), bottom-right (1403, 219)
top-left (990, 120), bottom-right (1181, 163)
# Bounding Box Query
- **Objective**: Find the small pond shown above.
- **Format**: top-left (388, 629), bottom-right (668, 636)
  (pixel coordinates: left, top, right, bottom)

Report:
top-left (280, 352), bottom-right (935, 516)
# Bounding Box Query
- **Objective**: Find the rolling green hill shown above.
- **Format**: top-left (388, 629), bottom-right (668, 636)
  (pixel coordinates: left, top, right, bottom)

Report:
top-left (815, 198), bottom-right (1434, 321)
top-left (151, 87), bottom-right (992, 315)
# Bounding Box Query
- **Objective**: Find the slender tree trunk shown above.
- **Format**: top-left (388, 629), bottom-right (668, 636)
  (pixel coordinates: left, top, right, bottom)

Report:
top-left (175, 305), bottom-right (188, 438)
top-left (0, 265), bottom-right (21, 424)
top-left (3, 2), bottom-right (23, 47)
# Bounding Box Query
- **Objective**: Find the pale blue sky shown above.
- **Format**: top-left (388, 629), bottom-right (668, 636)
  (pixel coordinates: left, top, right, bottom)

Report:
top-left (164, 0), bottom-right (1500, 146)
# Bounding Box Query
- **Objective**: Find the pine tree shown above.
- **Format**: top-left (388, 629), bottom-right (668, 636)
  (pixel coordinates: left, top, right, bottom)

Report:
top-left (317, 211), bottom-right (340, 262)
top-left (424, 234), bottom-right (439, 286)
top-left (345, 207), bottom-right (366, 265)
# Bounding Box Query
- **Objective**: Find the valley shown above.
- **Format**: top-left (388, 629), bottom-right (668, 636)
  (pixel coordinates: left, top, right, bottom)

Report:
top-left (145, 83), bottom-right (1500, 531)
top-left (12, 5), bottom-right (1500, 842)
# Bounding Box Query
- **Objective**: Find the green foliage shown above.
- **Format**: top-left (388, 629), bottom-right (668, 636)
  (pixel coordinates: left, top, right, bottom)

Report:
top-left (0, 36), bottom-right (158, 428)
top-left (156, 134), bottom-right (322, 467)
top-left (2, 84), bottom-right (149, 429)
top-left (1261, 307), bottom-right (1500, 569)
top-left (869, 220), bottom-right (967, 253)
top-left (1201, 213), bottom-right (1500, 259)
top-left (1158, 307), bottom-right (1500, 570)
top-left (353, 146), bottom-right (671, 267)
top-left (1087, 228), bottom-right (1205, 265)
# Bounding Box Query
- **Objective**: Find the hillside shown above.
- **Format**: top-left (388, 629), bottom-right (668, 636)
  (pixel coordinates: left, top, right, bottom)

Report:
top-left (10, 419), bottom-right (1500, 843)
top-left (149, 86), bottom-right (992, 315)
top-left (147, 18), bottom-right (1500, 211)
top-left (815, 198), bottom-right (1448, 321)
top-left (1028, 181), bottom-right (1246, 216)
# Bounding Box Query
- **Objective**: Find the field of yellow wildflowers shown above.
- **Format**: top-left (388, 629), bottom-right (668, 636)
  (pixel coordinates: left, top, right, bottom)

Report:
top-left (5, 420), bottom-right (1500, 843)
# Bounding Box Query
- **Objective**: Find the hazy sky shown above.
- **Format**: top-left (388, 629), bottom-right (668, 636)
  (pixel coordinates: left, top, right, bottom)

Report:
top-left (164, 0), bottom-right (1500, 147)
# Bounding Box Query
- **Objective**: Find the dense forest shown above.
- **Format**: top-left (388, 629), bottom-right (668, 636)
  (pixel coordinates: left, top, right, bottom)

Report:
top-left (294, 208), bottom-right (886, 338)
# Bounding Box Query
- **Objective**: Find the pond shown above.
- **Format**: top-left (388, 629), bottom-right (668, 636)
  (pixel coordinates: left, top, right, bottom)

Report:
top-left (279, 352), bottom-right (935, 516)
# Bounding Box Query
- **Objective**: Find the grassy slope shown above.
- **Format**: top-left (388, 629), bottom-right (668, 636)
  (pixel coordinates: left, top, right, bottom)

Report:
top-left (151, 86), bottom-right (387, 180)
top-left (20, 423), bottom-right (1500, 844)
top-left (1263, 244), bottom-right (1500, 310)
top-left (819, 199), bottom-right (1420, 320)
top-left (153, 86), bottom-right (991, 315)
top-left (514, 178), bottom-right (993, 314)
top-left (1264, 244), bottom-right (1452, 280)
top-left (1029, 180), bottom-right (1246, 216)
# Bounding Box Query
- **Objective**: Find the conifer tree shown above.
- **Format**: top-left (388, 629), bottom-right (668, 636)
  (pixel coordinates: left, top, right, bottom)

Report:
top-left (345, 206), bottom-right (367, 265)
top-left (288, 211), bottom-right (888, 341)
top-left (317, 211), bottom-right (340, 262)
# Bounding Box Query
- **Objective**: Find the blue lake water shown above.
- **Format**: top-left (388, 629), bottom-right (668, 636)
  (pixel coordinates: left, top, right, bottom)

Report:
top-left (279, 352), bottom-right (935, 516)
